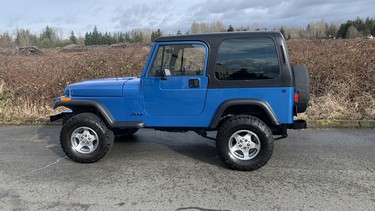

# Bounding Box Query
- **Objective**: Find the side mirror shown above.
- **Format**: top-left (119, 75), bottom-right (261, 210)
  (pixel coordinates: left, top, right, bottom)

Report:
top-left (161, 69), bottom-right (171, 80)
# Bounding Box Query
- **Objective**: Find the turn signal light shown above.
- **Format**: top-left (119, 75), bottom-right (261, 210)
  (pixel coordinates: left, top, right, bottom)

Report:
top-left (60, 97), bottom-right (72, 102)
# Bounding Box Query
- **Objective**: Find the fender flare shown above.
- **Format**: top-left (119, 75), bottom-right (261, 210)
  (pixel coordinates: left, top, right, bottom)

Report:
top-left (209, 98), bottom-right (280, 129)
top-left (53, 99), bottom-right (144, 128)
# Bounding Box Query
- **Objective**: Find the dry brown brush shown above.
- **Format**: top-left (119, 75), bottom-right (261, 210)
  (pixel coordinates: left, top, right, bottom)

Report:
top-left (288, 39), bottom-right (375, 120)
top-left (0, 40), bottom-right (374, 123)
top-left (0, 45), bottom-right (149, 123)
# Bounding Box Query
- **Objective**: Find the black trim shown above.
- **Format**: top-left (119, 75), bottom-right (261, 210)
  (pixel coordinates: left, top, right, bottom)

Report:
top-left (52, 100), bottom-right (144, 128)
top-left (209, 99), bottom-right (280, 129)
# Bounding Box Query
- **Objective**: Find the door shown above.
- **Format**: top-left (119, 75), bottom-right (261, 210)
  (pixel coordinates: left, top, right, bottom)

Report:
top-left (143, 42), bottom-right (208, 116)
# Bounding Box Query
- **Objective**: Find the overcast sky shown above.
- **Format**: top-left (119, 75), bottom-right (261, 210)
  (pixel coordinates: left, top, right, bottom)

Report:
top-left (0, 0), bottom-right (374, 37)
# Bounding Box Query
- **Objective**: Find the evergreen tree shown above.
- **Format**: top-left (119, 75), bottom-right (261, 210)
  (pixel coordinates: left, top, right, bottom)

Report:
top-left (227, 25), bottom-right (234, 32)
top-left (132, 31), bottom-right (143, 43)
top-left (117, 33), bottom-right (125, 43)
top-left (337, 17), bottom-right (375, 38)
top-left (326, 23), bottom-right (338, 38)
top-left (151, 29), bottom-right (162, 42)
top-left (103, 32), bottom-right (111, 44)
top-left (124, 32), bottom-right (131, 43)
top-left (92, 26), bottom-right (100, 45)
top-left (354, 17), bottom-right (364, 32)
top-left (151, 31), bottom-right (156, 42)
top-left (337, 23), bottom-right (348, 38)
top-left (39, 26), bottom-right (56, 47)
top-left (84, 32), bottom-right (92, 45)
top-left (69, 31), bottom-right (77, 44)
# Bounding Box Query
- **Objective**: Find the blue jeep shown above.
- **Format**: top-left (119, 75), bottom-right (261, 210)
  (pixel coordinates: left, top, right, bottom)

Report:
top-left (51, 31), bottom-right (309, 171)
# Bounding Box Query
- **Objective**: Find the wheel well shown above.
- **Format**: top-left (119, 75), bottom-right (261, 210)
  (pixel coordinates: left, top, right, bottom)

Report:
top-left (216, 105), bottom-right (280, 133)
top-left (69, 106), bottom-right (108, 126)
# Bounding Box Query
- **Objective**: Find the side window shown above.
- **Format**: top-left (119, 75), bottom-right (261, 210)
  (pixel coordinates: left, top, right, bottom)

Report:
top-left (148, 44), bottom-right (206, 77)
top-left (215, 38), bottom-right (280, 80)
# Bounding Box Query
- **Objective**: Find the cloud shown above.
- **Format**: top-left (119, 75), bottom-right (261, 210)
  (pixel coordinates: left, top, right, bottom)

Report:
top-left (236, 0), bottom-right (286, 10)
top-left (114, 0), bottom-right (192, 33)
top-left (182, 0), bottom-right (375, 29)
top-left (0, 0), bottom-right (374, 36)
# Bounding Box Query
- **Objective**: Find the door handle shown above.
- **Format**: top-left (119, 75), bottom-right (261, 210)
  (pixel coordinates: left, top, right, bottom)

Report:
top-left (189, 79), bottom-right (200, 88)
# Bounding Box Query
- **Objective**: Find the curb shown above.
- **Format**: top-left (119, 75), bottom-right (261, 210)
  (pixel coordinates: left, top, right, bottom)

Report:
top-left (307, 120), bottom-right (375, 128)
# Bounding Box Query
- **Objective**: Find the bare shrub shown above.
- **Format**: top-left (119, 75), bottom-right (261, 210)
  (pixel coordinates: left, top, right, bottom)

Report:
top-left (288, 39), bottom-right (375, 120)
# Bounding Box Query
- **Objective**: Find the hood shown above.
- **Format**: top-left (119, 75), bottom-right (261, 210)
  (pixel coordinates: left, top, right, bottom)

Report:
top-left (65, 77), bottom-right (137, 97)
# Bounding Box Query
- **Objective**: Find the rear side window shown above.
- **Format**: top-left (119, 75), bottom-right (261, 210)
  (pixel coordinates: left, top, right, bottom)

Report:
top-left (215, 38), bottom-right (280, 80)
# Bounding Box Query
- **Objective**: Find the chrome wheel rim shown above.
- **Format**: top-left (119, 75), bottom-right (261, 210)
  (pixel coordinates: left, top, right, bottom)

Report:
top-left (228, 130), bottom-right (261, 160)
top-left (71, 127), bottom-right (99, 154)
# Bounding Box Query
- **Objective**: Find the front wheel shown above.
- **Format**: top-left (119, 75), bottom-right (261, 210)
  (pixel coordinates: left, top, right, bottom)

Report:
top-left (60, 113), bottom-right (114, 163)
top-left (216, 115), bottom-right (274, 171)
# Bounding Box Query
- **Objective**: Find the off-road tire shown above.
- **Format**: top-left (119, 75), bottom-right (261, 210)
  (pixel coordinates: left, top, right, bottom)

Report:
top-left (216, 115), bottom-right (274, 171)
top-left (60, 113), bottom-right (114, 163)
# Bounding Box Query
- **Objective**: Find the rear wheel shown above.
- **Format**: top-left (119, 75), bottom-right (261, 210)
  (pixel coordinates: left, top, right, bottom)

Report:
top-left (216, 115), bottom-right (274, 171)
top-left (60, 113), bottom-right (114, 163)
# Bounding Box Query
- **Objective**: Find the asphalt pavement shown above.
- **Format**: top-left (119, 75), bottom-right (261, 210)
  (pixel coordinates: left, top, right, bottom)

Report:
top-left (0, 126), bottom-right (374, 210)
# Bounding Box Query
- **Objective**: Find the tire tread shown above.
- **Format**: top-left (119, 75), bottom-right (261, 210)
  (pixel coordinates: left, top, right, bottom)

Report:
top-left (60, 113), bottom-right (114, 163)
top-left (216, 115), bottom-right (274, 171)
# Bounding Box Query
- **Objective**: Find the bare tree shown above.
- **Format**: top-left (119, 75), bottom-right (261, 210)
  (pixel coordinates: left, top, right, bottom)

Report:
top-left (15, 29), bottom-right (37, 46)
top-left (346, 25), bottom-right (362, 38)
top-left (0, 32), bottom-right (14, 48)
top-left (190, 21), bottom-right (226, 34)
top-left (306, 20), bottom-right (327, 39)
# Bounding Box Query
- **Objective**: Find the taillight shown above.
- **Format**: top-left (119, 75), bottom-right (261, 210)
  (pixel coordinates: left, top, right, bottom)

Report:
top-left (294, 93), bottom-right (300, 103)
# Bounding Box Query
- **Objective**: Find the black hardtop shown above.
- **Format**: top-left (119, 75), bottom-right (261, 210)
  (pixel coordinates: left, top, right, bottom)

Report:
top-left (155, 31), bottom-right (282, 47)
top-left (154, 30), bottom-right (292, 88)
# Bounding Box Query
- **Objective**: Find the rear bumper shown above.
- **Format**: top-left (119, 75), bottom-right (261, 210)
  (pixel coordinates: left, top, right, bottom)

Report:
top-left (274, 119), bottom-right (307, 140)
top-left (292, 119), bottom-right (307, 129)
